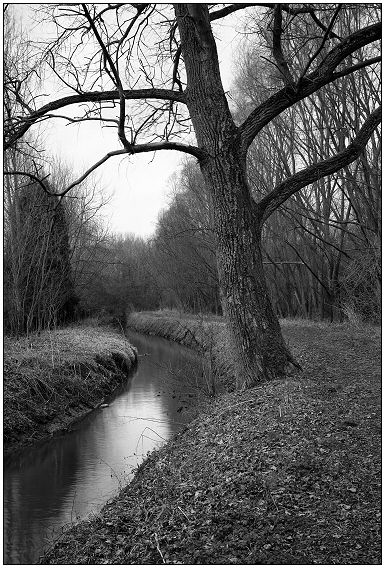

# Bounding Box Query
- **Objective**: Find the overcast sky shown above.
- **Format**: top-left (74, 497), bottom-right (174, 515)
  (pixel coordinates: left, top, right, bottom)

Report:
top-left (12, 5), bottom-right (245, 238)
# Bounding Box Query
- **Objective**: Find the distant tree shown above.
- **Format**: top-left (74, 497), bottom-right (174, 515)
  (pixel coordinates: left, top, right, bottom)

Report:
top-left (4, 9), bottom-right (79, 334)
top-left (4, 178), bottom-right (78, 335)
top-left (5, 4), bottom-right (381, 387)
top-left (76, 233), bottom-right (160, 322)
top-left (153, 161), bottom-right (220, 313)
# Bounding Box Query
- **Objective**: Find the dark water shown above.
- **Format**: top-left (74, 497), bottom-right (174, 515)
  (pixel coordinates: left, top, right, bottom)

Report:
top-left (4, 331), bottom-right (201, 565)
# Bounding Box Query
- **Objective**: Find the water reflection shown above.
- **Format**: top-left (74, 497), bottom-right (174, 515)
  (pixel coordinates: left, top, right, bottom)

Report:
top-left (4, 331), bottom-right (201, 564)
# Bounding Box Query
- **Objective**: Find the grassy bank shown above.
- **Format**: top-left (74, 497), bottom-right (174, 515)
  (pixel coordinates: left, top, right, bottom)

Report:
top-left (127, 310), bottom-right (236, 393)
top-left (4, 321), bottom-right (137, 456)
top-left (42, 311), bottom-right (381, 564)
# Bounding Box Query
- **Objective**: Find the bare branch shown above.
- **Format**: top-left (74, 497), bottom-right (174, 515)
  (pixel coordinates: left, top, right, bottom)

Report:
top-left (256, 106), bottom-right (381, 224)
top-left (172, 45), bottom-right (183, 92)
top-left (51, 141), bottom-right (205, 197)
top-left (272, 4), bottom-right (295, 86)
top-left (131, 141), bottom-right (204, 160)
top-left (238, 21), bottom-right (381, 154)
top-left (299, 4), bottom-right (343, 81)
top-left (82, 4), bottom-right (133, 153)
top-left (4, 171), bottom-right (51, 195)
top-left (209, 4), bottom-right (256, 22)
top-left (309, 9), bottom-right (341, 40)
top-left (331, 55), bottom-right (381, 81)
top-left (5, 88), bottom-right (186, 150)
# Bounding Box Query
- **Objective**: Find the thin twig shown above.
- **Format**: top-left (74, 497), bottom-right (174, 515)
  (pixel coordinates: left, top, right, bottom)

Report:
top-left (153, 533), bottom-right (166, 564)
top-left (177, 505), bottom-right (190, 521)
top-left (216, 399), bottom-right (255, 418)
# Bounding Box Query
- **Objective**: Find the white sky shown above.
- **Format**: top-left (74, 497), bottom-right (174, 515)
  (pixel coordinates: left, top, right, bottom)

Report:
top-left (11, 5), bottom-right (246, 238)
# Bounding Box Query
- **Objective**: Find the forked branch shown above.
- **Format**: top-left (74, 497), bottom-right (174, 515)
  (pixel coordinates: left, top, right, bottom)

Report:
top-left (238, 21), bottom-right (381, 154)
top-left (5, 88), bottom-right (186, 151)
top-left (4, 170), bottom-right (51, 195)
top-left (256, 106), bottom-right (381, 224)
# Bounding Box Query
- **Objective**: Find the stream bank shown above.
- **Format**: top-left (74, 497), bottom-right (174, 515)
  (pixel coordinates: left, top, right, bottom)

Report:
top-left (4, 321), bottom-right (137, 457)
top-left (42, 313), bottom-right (381, 564)
top-left (127, 310), bottom-right (236, 393)
top-left (4, 330), bottom-right (202, 564)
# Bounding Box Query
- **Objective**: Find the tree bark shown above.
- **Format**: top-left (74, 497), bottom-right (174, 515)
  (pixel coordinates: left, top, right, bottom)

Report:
top-left (175, 4), bottom-right (293, 388)
top-left (205, 159), bottom-right (292, 388)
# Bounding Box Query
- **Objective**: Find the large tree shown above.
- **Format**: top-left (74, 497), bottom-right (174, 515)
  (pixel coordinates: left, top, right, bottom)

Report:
top-left (232, 4), bottom-right (381, 323)
top-left (5, 4), bottom-right (381, 388)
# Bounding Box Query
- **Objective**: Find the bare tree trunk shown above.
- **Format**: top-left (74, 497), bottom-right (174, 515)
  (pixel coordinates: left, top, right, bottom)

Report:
top-left (205, 156), bottom-right (292, 388)
top-left (175, 4), bottom-right (293, 388)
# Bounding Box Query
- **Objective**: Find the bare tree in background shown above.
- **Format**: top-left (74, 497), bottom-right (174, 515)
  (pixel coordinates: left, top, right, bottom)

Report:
top-left (4, 8), bottom-right (77, 335)
top-left (5, 4), bottom-right (381, 388)
top-left (153, 161), bottom-right (219, 313)
top-left (233, 4), bottom-right (381, 323)
top-left (4, 9), bottom-right (115, 335)
top-left (4, 177), bottom-right (79, 335)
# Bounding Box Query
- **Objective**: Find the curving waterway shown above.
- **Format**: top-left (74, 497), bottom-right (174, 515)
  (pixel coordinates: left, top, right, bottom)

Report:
top-left (4, 331), bottom-right (202, 565)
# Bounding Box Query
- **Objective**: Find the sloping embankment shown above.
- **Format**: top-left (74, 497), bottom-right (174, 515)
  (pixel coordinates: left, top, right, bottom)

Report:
top-left (4, 322), bottom-right (137, 456)
top-left (127, 310), bottom-right (236, 392)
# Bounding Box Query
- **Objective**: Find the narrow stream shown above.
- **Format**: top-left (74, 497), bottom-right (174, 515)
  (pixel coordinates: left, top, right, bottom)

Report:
top-left (4, 331), bottom-right (202, 565)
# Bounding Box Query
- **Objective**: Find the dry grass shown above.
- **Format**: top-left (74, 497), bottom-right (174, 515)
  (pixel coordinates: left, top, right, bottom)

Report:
top-left (127, 311), bottom-right (234, 394)
top-left (4, 321), bottom-right (137, 455)
top-left (4, 321), bottom-right (134, 366)
top-left (42, 312), bottom-right (381, 564)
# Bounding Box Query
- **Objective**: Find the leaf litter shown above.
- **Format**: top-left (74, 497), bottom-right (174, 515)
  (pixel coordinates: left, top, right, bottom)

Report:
top-left (42, 318), bottom-right (381, 564)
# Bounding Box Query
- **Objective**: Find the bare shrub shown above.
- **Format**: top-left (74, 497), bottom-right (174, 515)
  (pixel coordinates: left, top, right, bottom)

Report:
top-left (340, 247), bottom-right (381, 324)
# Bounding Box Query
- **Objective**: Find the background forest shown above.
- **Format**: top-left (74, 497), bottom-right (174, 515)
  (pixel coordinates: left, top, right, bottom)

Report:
top-left (4, 4), bottom-right (381, 336)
